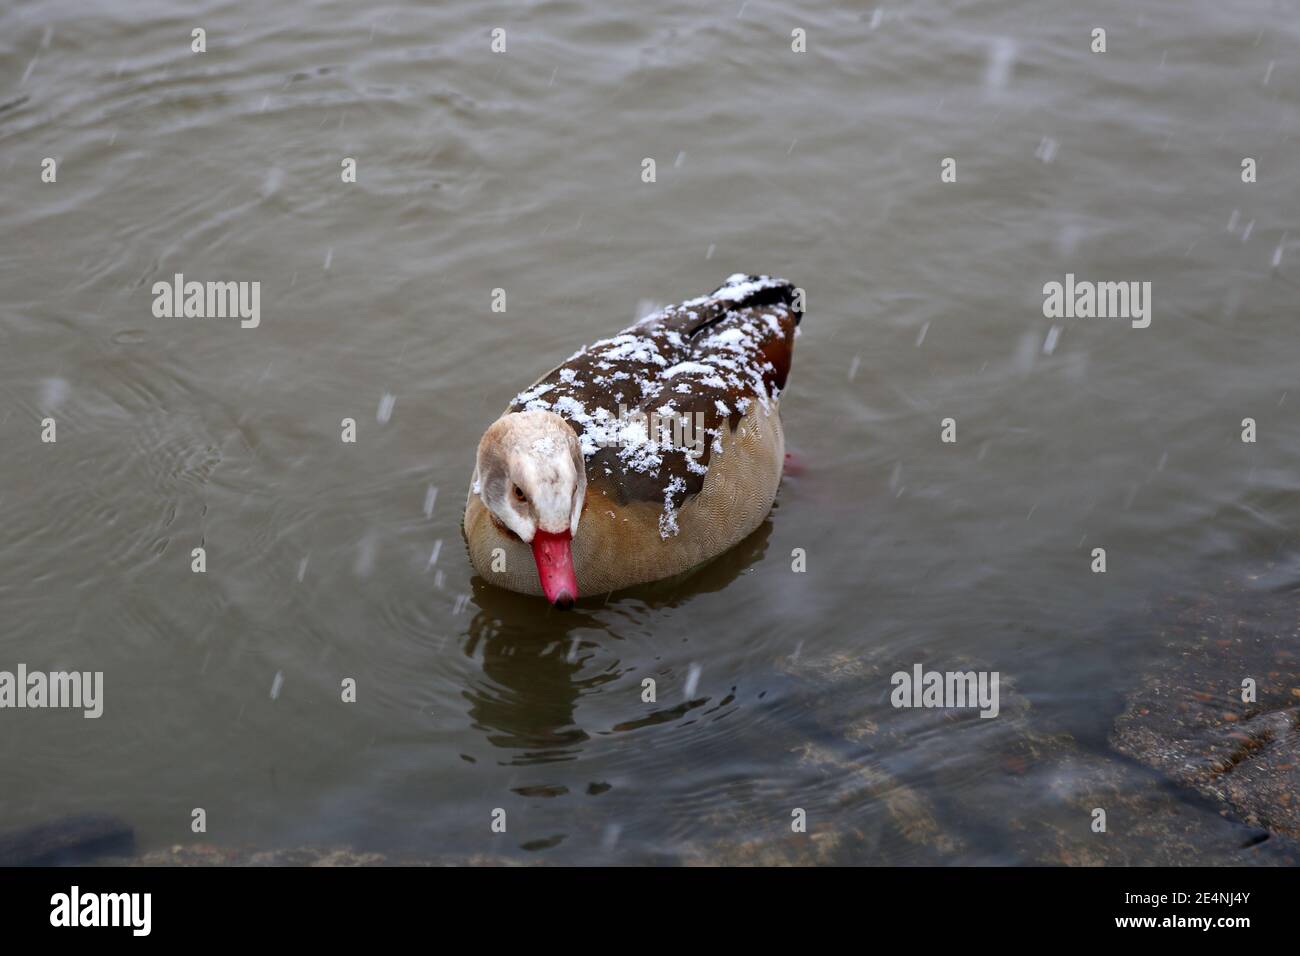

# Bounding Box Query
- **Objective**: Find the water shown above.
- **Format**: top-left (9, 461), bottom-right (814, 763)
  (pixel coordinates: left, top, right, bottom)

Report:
top-left (1, 0), bottom-right (1297, 864)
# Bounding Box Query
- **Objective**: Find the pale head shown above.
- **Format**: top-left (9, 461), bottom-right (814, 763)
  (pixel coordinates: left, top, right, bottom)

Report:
top-left (475, 410), bottom-right (586, 541)
top-left (474, 410), bottom-right (586, 607)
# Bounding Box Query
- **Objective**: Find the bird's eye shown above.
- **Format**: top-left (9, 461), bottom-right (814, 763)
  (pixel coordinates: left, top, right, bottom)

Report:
top-left (513, 485), bottom-right (527, 503)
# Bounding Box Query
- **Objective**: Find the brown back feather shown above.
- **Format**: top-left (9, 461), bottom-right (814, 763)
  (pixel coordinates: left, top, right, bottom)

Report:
top-left (508, 275), bottom-right (801, 508)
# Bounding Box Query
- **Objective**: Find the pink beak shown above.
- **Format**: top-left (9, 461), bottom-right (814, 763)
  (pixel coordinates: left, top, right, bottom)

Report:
top-left (531, 530), bottom-right (578, 609)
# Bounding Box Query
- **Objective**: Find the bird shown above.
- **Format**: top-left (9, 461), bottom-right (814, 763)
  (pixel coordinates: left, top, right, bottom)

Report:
top-left (463, 273), bottom-right (802, 608)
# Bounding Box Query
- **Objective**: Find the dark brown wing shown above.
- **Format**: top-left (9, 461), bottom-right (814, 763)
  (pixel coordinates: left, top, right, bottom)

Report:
top-left (507, 274), bottom-right (801, 507)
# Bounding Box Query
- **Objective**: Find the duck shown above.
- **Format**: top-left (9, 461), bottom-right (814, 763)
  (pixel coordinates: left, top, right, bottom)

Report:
top-left (463, 273), bottom-right (802, 607)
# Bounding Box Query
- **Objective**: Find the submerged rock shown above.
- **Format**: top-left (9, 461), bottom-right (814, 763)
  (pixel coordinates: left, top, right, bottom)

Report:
top-left (0, 814), bottom-right (134, 866)
top-left (1111, 575), bottom-right (1300, 840)
top-left (773, 633), bottom-right (1299, 865)
top-left (108, 844), bottom-right (531, 866)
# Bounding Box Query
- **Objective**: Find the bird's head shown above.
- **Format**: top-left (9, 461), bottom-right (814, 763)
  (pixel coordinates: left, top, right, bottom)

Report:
top-left (474, 410), bottom-right (586, 607)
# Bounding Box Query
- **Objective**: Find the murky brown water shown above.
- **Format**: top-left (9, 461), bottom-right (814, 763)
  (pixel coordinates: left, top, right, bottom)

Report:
top-left (1, 0), bottom-right (1297, 864)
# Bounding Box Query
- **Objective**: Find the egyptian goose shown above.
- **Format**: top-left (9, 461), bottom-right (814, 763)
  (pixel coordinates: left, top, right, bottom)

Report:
top-left (463, 274), bottom-right (802, 607)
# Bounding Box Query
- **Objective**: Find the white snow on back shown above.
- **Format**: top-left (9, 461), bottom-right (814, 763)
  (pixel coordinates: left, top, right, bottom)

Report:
top-left (658, 476), bottom-right (687, 538)
top-left (508, 275), bottom-right (794, 528)
top-left (703, 327), bottom-right (747, 346)
top-left (680, 273), bottom-right (785, 308)
top-left (664, 360), bottom-right (716, 378)
top-left (515, 382), bottom-right (555, 405)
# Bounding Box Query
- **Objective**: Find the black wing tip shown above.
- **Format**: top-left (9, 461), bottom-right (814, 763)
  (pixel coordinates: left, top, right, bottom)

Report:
top-left (709, 274), bottom-right (801, 321)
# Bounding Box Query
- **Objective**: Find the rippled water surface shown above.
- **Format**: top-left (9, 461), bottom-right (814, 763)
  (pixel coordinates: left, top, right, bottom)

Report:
top-left (1, 0), bottom-right (1297, 864)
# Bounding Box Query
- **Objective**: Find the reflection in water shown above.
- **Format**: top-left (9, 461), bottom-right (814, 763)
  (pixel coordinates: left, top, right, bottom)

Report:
top-left (462, 603), bottom-right (597, 763)
top-left (460, 519), bottom-right (773, 764)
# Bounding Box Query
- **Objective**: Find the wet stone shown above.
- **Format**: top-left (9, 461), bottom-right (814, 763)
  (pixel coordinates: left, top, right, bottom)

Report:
top-left (778, 635), bottom-right (1300, 865)
top-left (0, 814), bottom-right (134, 866)
top-left (1111, 576), bottom-right (1300, 840)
